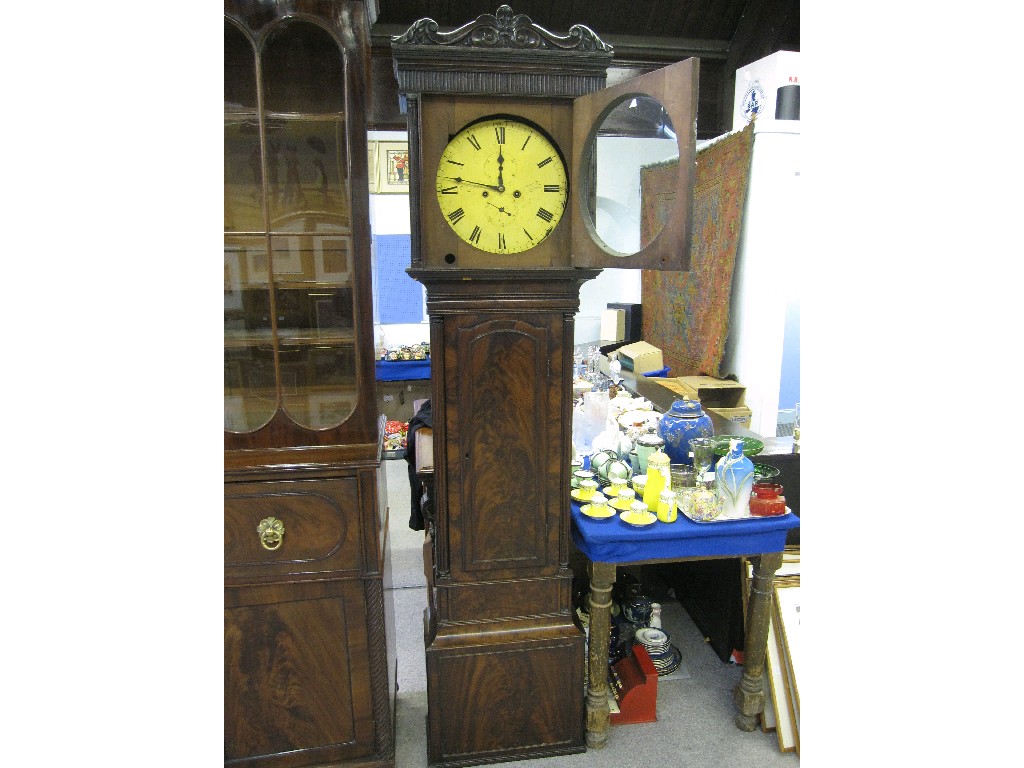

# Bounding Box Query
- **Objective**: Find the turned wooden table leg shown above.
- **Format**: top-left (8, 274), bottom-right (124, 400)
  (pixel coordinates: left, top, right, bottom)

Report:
top-left (733, 550), bottom-right (783, 731)
top-left (585, 560), bottom-right (616, 749)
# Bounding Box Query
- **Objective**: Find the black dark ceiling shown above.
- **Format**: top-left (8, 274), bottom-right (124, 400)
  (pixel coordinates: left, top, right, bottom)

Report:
top-left (367, 1), bottom-right (799, 138)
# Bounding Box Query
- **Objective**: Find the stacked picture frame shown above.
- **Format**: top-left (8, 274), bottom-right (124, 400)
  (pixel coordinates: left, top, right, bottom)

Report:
top-left (742, 547), bottom-right (801, 755)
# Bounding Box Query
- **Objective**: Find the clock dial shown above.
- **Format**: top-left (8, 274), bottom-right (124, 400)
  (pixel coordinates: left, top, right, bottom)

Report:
top-left (435, 117), bottom-right (568, 255)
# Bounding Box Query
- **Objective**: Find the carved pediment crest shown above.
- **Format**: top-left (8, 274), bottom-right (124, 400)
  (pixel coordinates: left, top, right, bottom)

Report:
top-left (392, 4), bottom-right (611, 52)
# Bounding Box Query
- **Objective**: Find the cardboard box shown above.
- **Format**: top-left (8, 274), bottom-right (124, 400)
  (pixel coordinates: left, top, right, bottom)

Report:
top-left (707, 406), bottom-right (752, 429)
top-left (613, 341), bottom-right (664, 377)
top-left (600, 309), bottom-right (625, 342)
top-left (607, 302), bottom-right (642, 342)
top-left (635, 375), bottom-right (746, 413)
top-left (674, 376), bottom-right (746, 408)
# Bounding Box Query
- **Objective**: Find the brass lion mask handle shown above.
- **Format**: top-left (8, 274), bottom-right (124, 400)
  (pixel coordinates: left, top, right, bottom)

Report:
top-left (257, 516), bottom-right (285, 551)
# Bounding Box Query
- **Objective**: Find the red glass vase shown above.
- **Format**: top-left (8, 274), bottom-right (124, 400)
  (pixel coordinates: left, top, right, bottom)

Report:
top-left (749, 481), bottom-right (787, 517)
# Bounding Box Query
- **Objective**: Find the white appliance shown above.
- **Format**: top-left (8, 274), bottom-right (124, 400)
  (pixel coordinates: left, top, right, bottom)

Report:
top-left (719, 52), bottom-right (801, 437)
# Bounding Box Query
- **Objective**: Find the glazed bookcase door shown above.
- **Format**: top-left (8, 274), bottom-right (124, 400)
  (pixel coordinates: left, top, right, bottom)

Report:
top-left (224, 14), bottom-right (367, 447)
top-left (570, 58), bottom-right (700, 271)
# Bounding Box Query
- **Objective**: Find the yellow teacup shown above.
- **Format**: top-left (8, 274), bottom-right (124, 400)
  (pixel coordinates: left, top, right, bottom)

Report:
top-left (607, 478), bottom-right (628, 497)
top-left (577, 479), bottom-right (599, 500)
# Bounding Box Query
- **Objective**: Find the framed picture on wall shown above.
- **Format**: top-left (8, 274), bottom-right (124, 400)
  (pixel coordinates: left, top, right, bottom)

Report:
top-left (273, 235), bottom-right (304, 275)
top-left (308, 393), bottom-right (356, 429)
top-left (374, 141), bottom-right (411, 194)
top-left (313, 235), bottom-right (351, 282)
top-left (245, 245), bottom-right (269, 284)
top-left (367, 140), bottom-right (378, 194)
top-left (225, 246), bottom-right (243, 310)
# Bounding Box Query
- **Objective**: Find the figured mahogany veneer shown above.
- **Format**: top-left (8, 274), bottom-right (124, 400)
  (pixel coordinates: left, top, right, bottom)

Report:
top-left (410, 269), bottom-right (595, 767)
top-left (224, 3), bottom-right (395, 767)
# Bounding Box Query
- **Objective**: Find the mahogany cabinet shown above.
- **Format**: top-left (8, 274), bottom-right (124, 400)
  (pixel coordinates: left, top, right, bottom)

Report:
top-left (223, 3), bottom-right (395, 767)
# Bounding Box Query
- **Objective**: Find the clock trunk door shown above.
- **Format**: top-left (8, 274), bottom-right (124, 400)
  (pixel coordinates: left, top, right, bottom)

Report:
top-left (570, 58), bottom-right (700, 271)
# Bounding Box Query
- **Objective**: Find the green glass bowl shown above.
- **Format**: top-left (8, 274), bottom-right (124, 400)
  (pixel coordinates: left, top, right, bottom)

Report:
top-left (752, 462), bottom-right (781, 480)
top-left (710, 435), bottom-right (764, 457)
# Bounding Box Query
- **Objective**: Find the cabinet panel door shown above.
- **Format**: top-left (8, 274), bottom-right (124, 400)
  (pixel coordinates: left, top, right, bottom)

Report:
top-left (445, 315), bottom-right (563, 578)
top-left (224, 580), bottom-right (374, 767)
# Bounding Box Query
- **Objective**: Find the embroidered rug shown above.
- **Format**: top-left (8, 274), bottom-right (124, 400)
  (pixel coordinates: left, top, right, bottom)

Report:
top-left (640, 123), bottom-right (754, 377)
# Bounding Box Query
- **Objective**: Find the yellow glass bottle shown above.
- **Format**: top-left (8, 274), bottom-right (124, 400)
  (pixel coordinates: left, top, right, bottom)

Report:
top-left (643, 449), bottom-right (670, 508)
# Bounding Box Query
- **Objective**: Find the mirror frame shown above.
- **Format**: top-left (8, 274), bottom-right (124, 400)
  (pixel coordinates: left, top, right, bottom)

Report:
top-left (570, 58), bottom-right (699, 271)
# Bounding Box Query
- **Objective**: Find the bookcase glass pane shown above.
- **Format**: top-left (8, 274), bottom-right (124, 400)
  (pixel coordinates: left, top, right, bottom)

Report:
top-left (261, 19), bottom-right (345, 114)
top-left (225, 14), bottom-right (360, 438)
top-left (266, 118), bottom-right (349, 229)
top-left (225, 237), bottom-right (276, 432)
top-left (224, 20), bottom-right (257, 111)
top-left (271, 229), bottom-right (356, 430)
top-left (225, 120), bottom-right (265, 232)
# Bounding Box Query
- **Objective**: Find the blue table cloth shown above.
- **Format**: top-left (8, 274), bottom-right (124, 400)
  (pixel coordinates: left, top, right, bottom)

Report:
top-left (571, 501), bottom-right (799, 564)
top-left (375, 359), bottom-right (431, 381)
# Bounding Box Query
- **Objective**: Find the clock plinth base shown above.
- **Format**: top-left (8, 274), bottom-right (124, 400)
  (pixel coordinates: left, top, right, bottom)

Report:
top-left (425, 621), bottom-right (586, 767)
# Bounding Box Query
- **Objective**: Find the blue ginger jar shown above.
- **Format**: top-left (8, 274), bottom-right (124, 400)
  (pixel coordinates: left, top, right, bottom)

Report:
top-left (715, 438), bottom-right (755, 517)
top-left (657, 398), bottom-right (714, 465)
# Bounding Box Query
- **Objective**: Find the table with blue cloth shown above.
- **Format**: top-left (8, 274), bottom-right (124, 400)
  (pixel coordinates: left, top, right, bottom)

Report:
top-left (375, 358), bottom-right (431, 381)
top-left (571, 499), bottom-right (799, 749)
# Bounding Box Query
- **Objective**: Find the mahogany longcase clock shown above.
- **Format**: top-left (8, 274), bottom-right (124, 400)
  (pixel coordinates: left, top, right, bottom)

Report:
top-left (392, 6), bottom-right (698, 766)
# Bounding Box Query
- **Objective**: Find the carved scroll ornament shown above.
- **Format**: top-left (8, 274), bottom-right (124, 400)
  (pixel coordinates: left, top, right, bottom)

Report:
top-left (392, 4), bottom-right (612, 53)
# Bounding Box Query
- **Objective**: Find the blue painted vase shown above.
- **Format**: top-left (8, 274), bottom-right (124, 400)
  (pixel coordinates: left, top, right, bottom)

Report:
top-left (657, 398), bottom-right (714, 465)
top-left (715, 438), bottom-right (755, 517)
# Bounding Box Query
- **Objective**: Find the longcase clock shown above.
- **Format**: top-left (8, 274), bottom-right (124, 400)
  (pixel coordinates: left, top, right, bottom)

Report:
top-left (392, 6), bottom-right (698, 766)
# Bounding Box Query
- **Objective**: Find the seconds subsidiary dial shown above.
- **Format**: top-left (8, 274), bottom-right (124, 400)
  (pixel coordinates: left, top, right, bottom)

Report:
top-left (435, 117), bottom-right (568, 255)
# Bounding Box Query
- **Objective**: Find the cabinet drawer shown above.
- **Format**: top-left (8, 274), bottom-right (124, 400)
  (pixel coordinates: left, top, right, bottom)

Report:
top-left (225, 479), bottom-right (362, 578)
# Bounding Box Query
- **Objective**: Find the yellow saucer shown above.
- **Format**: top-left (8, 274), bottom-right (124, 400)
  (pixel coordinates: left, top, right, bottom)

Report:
top-left (619, 510), bottom-right (657, 527)
top-left (580, 503), bottom-right (615, 520)
top-left (572, 489), bottom-right (606, 503)
top-left (610, 497), bottom-right (634, 511)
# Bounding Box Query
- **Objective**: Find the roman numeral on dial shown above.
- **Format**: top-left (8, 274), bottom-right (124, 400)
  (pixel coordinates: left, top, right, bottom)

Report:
top-left (497, 232), bottom-right (506, 250)
top-left (447, 208), bottom-right (465, 225)
top-left (469, 225), bottom-right (481, 244)
top-left (467, 134), bottom-right (481, 150)
top-left (495, 126), bottom-right (505, 144)
top-left (536, 207), bottom-right (554, 223)
top-left (440, 186), bottom-right (458, 195)
top-left (544, 185), bottom-right (560, 192)
top-left (537, 157), bottom-right (553, 168)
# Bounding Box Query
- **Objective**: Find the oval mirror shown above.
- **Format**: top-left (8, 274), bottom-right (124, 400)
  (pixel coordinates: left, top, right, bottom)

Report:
top-left (580, 94), bottom-right (679, 257)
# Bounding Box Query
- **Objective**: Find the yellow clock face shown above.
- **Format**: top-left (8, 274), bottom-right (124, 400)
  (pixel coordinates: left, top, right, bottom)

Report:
top-left (435, 117), bottom-right (568, 255)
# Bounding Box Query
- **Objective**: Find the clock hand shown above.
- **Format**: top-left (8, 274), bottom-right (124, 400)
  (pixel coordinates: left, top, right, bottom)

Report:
top-left (496, 151), bottom-right (505, 191)
top-left (486, 201), bottom-right (512, 217)
top-left (442, 176), bottom-right (502, 192)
